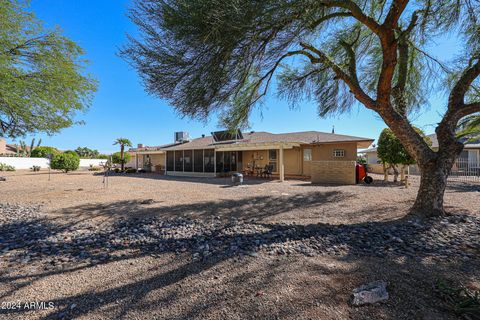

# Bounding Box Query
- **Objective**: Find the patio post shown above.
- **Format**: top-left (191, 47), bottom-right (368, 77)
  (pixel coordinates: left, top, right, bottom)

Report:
top-left (279, 144), bottom-right (285, 182)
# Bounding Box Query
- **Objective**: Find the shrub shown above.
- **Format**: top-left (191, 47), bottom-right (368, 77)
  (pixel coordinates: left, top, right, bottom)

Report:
top-left (0, 163), bottom-right (16, 171)
top-left (111, 152), bottom-right (131, 165)
top-left (97, 154), bottom-right (109, 159)
top-left (125, 168), bottom-right (137, 173)
top-left (50, 153), bottom-right (80, 173)
top-left (31, 165), bottom-right (41, 172)
top-left (30, 146), bottom-right (60, 158)
top-left (88, 164), bottom-right (102, 171)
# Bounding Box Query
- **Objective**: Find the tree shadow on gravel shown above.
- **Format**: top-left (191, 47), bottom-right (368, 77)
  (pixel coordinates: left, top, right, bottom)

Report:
top-left (0, 191), bottom-right (478, 319)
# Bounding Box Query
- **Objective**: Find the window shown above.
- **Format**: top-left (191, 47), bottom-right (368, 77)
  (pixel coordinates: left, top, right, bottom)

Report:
top-left (194, 150), bottom-right (203, 172)
top-left (183, 150), bottom-right (193, 172)
top-left (303, 148), bottom-right (312, 161)
top-left (269, 149), bottom-right (277, 161)
top-left (333, 149), bottom-right (345, 157)
top-left (268, 149), bottom-right (277, 172)
top-left (166, 151), bottom-right (174, 171)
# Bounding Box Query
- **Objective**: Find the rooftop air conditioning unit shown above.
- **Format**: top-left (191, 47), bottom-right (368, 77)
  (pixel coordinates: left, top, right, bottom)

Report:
top-left (174, 131), bottom-right (189, 143)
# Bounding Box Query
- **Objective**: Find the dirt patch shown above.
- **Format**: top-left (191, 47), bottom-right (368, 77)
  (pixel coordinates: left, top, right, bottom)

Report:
top-left (0, 170), bottom-right (479, 319)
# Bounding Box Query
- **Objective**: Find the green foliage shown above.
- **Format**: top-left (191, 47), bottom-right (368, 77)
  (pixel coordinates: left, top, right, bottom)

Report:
top-left (30, 165), bottom-right (41, 172)
top-left (113, 138), bottom-right (132, 148)
top-left (88, 164), bottom-right (101, 171)
top-left (30, 146), bottom-right (60, 158)
top-left (377, 127), bottom-right (430, 166)
top-left (63, 150), bottom-right (77, 156)
top-left (0, 163), bottom-right (15, 171)
top-left (0, 0), bottom-right (97, 138)
top-left (50, 153), bottom-right (80, 173)
top-left (437, 280), bottom-right (480, 318)
top-left (97, 154), bottom-right (109, 159)
top-left (457, 114), bottom-right (480, 142)
top-left (121, 0), bottom-right (479, 129)
top-left (356, 155), bottom-right (367, 165)
top-left (111, 152), bottom-right (131, 165)
top-left (74, 146), bottom-right (99, 158)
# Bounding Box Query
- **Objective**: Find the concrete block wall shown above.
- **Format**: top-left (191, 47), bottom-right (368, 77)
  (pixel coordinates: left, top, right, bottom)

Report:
top-left (311, 160), bottom-right (356, 185)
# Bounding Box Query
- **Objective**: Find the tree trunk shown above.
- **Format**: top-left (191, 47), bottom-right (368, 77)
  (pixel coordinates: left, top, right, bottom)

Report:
top-left (409, 159), bottom-right (450, 217)
top-left (392, 165), bottom-right (399, 182)
top-left (383, 163), bottom-right (388, 181)
top-left (120, 146), bottom-right (125, 171)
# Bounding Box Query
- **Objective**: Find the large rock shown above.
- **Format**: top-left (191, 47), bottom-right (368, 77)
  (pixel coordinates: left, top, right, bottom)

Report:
top-left (352, 281), bottom-right (389, 306)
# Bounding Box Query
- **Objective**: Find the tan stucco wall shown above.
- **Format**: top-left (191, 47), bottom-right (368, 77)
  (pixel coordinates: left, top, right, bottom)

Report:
top-left (311, 160), bottom-right (356, 184)
top-left (284, 147), bottom-right (302, 175)
top-left (311, 143), bottom-right (357, 161)
top-left (242, 150), bottom-right (270, 170)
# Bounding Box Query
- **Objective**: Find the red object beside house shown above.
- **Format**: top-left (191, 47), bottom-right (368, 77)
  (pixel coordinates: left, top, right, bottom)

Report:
top-left (356, 164), bottom-right (367, 183)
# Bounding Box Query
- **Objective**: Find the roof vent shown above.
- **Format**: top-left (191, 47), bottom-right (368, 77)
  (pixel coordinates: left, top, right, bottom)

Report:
top-left (174, 131), bottom-right (190, 143)
top-left (137, 143), bottom-right (144, 148)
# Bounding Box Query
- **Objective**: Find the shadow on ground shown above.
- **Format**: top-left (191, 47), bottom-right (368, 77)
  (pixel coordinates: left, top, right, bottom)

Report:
top-left (0, 190), bottom-right (478, 320)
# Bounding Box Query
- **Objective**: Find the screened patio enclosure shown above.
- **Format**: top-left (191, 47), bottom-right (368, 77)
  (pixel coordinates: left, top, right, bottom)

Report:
top-left (165, 149), bottom-right (243, 175)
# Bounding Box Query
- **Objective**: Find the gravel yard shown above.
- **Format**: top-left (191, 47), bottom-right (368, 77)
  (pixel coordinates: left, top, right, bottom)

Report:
top-left (0, 171), bottom-right (479, 319)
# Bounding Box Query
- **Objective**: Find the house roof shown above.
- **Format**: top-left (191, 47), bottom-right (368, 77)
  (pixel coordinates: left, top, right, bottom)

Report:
top-left (361, 133), bottom-right (480, 154)
top-left (428, 133), bottom-right (480, 149)
top-left (161, 131), bottom-right (374, 151)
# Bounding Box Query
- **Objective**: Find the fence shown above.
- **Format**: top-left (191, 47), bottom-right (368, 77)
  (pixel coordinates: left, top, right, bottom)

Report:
top-left (0, 157), bottom-right (107, 170)
top-left (409, 158), bottom-right (480, 184)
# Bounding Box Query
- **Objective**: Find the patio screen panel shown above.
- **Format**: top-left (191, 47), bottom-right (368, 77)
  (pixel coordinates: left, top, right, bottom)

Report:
top-left (204, 149), bottom-right (215, 172)
top-left (175, 150), bottom-right (183, 171)
top-left (184, 150), bottom-right (193, 172)
top-left (166, 151), bottom-right (174, 171)
top-left (194, 150), bottom-right (203, 172)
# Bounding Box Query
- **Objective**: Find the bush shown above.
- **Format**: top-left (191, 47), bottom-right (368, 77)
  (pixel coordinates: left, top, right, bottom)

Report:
top-left (31, 165), bottom-right (41, 172)
top-left (88, 164), bottom-right (102, 171)
top-left (125, 168), bottom-right (137, 173)
top-left (30, 146), bottom-right (60, 158)
top-left (50, 153), bottom-right (80, 173)
top-left (0, 163), bottom-right (16, 171)
top-left (97, 154), bottom-right (109, 159)
top-left (111, 152), bottom-right (131, 165)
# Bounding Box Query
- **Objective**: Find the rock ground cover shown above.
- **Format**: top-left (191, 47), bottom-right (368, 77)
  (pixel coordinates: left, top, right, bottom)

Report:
top-left (0, 171), bottom-right (479, 319)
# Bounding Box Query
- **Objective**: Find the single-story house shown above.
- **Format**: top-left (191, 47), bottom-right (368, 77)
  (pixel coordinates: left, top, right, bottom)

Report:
top-left (129, 130), bottom-right (373, 184)
top-left (361, 133), bottom-right (480, 173)
top-left (0, 138), bottom-right (21, 155)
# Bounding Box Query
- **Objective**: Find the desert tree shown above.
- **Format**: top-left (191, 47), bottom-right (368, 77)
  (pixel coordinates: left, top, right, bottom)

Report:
top-left (113, 138), bottom-right (132, 171)
top-left (0, 0), bottom-right (97, 138)
top-left (122, 0), bottom-right (480, 217)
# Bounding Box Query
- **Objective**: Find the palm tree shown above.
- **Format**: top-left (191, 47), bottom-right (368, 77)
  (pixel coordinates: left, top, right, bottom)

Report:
top-left (113, 138), bottom-right (132, 171)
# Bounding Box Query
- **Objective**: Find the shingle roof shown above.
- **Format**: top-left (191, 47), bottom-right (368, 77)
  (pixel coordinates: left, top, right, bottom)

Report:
top-left (428, 133), bottom-right (480, 149)
top-left (161, 131), bottom-right (374, 151)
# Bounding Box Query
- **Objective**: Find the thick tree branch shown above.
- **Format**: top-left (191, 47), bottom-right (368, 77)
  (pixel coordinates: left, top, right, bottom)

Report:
top-left (448, 58), bottom-right (480, 109)
top-left (383, 0), bottom-right (410, 28)
top-left (299, 42), bottom-right (376, 109)
top-left (309, 12), bottom-right (353, 30)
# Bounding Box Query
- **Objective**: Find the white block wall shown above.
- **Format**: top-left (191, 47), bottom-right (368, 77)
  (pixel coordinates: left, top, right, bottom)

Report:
top-left (0, 157), bottom-right (107, 170)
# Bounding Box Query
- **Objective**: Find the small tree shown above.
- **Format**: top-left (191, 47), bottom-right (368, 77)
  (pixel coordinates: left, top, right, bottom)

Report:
top-left (111, 152), bottom-right (132, 168)
top-left (31, 146), bottom-right (60, 158)
top-left (0, 1), bottom-right (97, 138)
top-left (50, 153), bottom-right (80, 173)
top-left (378, 128), bottom-right (431, 182)
top-left (113, 138), bottom-right (132, 171)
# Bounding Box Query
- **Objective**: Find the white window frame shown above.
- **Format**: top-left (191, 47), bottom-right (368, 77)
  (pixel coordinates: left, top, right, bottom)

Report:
top-left (333, 149), bottom-right (345, 158)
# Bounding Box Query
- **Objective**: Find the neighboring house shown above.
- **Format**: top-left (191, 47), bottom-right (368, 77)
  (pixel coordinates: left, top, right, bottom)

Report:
top-left (129, 130), bottom-right (373, 184)
top-left (0, 138), bottom-right (20, 155)
top-left (361, 133), bottom-right (480, 173)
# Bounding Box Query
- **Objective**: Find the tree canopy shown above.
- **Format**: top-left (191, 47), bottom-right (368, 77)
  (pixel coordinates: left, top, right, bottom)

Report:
top-left (0, 0), bottom-right (97, 138)
top-left (122, 0), bottom-right (480, 216)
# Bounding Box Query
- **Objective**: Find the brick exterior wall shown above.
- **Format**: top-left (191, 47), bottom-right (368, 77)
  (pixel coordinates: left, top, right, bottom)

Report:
top-left (311, 160), bottom-right (356, 185)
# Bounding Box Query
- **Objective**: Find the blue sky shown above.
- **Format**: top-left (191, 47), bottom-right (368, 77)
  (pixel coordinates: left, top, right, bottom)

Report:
top-left (14, 0), bottom-right (454, 154)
